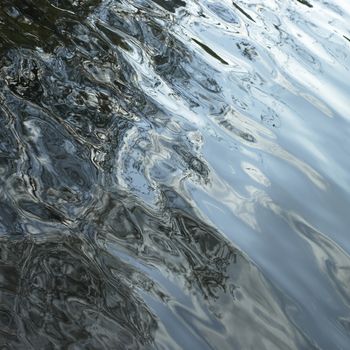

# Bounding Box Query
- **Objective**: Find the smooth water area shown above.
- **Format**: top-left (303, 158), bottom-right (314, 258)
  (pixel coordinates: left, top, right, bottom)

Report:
top-left (0, 0), bottom-right (350, 349)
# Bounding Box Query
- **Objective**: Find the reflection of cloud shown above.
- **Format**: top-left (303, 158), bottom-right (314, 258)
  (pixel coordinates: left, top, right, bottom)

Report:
top-left (288, 213), bottom-right (350, 308)
top-left (213, 108), bottom-right (326, 190)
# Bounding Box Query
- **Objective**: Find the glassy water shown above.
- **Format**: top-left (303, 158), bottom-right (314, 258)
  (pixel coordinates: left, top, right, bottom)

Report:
top-left (0, 0), bottom-right (350, 349)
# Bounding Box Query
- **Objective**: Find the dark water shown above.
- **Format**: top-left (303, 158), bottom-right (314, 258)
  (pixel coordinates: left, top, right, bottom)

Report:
top-left (0, 0), bottom-right (350, 348)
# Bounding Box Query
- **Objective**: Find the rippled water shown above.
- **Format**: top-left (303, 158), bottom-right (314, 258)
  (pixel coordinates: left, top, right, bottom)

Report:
top-left (0, 0), bottom-right (350, 348)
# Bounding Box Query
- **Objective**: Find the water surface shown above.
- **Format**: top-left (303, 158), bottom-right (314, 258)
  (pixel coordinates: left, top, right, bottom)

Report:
top-left (0, 0), bottom-right (350, 349)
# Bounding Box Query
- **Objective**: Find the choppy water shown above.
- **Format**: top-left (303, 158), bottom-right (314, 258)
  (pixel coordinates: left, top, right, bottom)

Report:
top-left (0, 0), bottom-right (350, 348)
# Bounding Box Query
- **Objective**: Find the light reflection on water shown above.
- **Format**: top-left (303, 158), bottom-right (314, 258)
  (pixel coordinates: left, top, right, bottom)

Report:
top-left (0, 0), bottom-right (350, 349)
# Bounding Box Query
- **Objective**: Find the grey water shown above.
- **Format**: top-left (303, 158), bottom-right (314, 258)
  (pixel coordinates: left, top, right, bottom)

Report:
top-left (0, 0), bottom-right (350, 349)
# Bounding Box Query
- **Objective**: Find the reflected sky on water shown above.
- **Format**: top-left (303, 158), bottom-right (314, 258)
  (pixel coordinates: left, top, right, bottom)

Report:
top-left (0, 0), bottom-right (350, 349)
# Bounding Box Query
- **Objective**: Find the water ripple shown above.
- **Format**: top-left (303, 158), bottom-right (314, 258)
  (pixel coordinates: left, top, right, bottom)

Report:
top-left (0, 0), bottom-right (350, 348)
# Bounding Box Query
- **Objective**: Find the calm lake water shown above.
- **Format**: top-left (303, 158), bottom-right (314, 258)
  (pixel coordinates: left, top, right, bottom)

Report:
top-left (0, 0), bottom-right (350, 349)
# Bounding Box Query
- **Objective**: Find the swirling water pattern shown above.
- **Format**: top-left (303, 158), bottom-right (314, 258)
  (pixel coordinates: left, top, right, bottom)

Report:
top-left (0, 0), bottom-right (350, 349)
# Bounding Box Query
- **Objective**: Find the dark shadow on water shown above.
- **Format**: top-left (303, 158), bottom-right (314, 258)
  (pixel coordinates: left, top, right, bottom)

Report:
top-left (0, 236), bottom-right (157, 349)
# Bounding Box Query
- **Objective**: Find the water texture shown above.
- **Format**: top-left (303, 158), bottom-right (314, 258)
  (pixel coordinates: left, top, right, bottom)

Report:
top-left (0, 0), bottom-right (350, 349)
